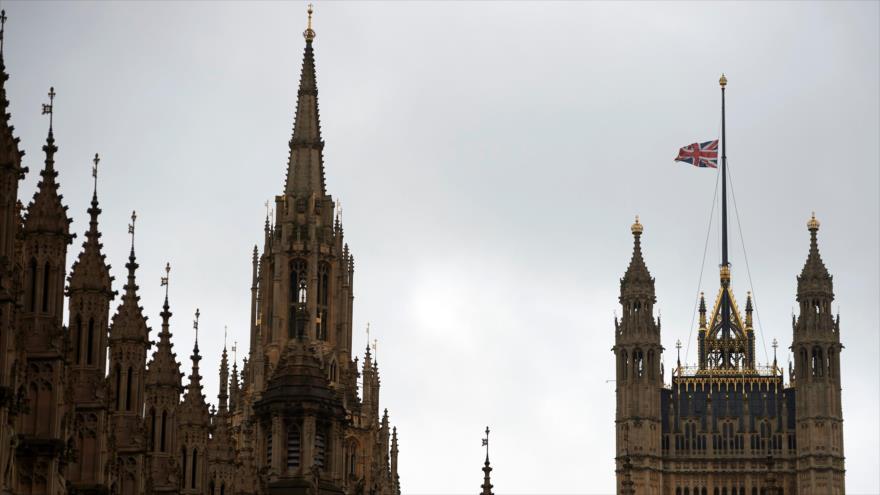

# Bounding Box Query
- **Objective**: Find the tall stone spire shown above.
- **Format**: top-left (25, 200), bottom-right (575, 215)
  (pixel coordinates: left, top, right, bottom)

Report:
top-left (285, 3), bottom-right (326, 196)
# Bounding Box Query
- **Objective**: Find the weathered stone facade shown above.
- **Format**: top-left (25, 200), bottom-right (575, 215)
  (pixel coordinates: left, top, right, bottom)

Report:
top-left (0, 7), bottom-right (401, 495)
top-left (614, 216), bottom-right (845, 495)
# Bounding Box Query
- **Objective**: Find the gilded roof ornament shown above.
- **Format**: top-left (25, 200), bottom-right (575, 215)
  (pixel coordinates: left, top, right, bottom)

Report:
top-left (631, 215), bottom-right (643, 235)
top-left (719, 73), bottom-right (727, 87)
top-left (807, 211), bottom-right (820, 231)
top-left (303, 3), bottom-right (316, 42)
top-left (719, 264), bottom-right (731, 283)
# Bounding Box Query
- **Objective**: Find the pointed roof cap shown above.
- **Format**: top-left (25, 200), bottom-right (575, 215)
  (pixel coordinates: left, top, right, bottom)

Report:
top-left (285, 4), bottom-right (326, 196)
top-left (146, 262), bottom-right (183, 389)
top-left (798, 212), bottom-right (833, 297)
top-left (68, 153), bottom-right (114, 295)
top-left (109, 212), bottom-right (149, 343)
top-left (620, 216), bottom-right (654, 298)
top-left (182, 308), bottom-right (209, 411)
top-left (24, 87), bottom-right (72, 238)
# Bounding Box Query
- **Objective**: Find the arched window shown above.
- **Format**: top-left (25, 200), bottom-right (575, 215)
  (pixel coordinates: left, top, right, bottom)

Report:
top-left (220, 482), bottom-right (225, 495)
top-left (289, 259), bottom-right (307, 339)
top-left (827, 347), bottom-right (834, 378)
top-left (634, 350), bottom-right (644, 378)
top-left (346, 441), bottom-right (358, 476)
top-left (149, 408), bottom-right (156, 451)
top-left (286, 424), bottom-right (301, 470)
top-left (191, 448), bottom-right (198, 489)
top-left (266, 429), bottom-right (273, 465)
top-left (86, 318), bottom-right (95, 365)
top-left (115, 366), bottom-right (122, 411)
top-left (317, 263), bottom-right (330, 341)
top-left (621, 351), bottom-right (628, 381)
top-left (290, 259), bottom-right (307, 304)
top-left (314, 428), bottom-right (326, 469)
top-left (160, 411), bottom-right (167, 452)
top-left (647, 350), bottom-right (655, 379)
top-left (209, 480), bottom-right (215, 495)
top-left (28, 258), bottom-right (37, 312)
top-left (74, 316), bottom-right (83, 364)
top-left (126, 367), bottom-right (133, 410)
top-left (329, 361), bottom-right (337, 383)
top-left (42, 261), bottom-right (51, 313)
top-left (181, 448), bottom-right (187, 488)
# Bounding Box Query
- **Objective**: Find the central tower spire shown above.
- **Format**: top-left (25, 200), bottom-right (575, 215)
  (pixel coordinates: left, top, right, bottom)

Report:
top-left (285, 3), bottom-right (325, 196)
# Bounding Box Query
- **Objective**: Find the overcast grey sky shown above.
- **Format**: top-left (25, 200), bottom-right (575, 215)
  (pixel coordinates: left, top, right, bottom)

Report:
top-left (4, 1), bottom-right (878, 493)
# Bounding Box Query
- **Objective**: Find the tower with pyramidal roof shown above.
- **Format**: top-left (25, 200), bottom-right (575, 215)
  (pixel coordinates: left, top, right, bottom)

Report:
top-left (0, 5), bottom-right (401, 495)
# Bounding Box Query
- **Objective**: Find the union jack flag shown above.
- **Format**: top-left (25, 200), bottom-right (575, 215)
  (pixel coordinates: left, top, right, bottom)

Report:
top-left (675, 140), bottom-right (718, 168)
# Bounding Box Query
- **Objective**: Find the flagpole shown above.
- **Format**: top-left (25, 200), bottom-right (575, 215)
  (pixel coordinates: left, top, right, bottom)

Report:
top-left (720, 73), bottom-right (728, 268)
top-left (719, 73), bottom-right (731, 367)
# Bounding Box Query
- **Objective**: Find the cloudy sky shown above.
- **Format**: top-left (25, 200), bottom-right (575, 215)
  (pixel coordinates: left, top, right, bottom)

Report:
top-left (4, 1), bottom-right (878, 493)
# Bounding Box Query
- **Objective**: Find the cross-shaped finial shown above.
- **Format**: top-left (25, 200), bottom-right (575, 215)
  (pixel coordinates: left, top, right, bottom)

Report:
top-left (193, 308), bottom-right (201, 342)
top-left (92, 153), bottom-right (100, 193)
top-left (128, 210), bottom-right (137, 250)
top-left (482, 426), bottom-right (490, 460)
top-left (264, 200), bottom-right (270, 219)
top-left (160, 261), bottom-right (170, 297)
top-left (42, 86), bottom-right (56, 130)
top-left (1, 10), bottom-right (7, 55)
top-left (366, 322), bottom-right (370, 343)
top-left (232, 341), bottom-right (238, 362)
top-left (224, 325), bottom-right (228, 348)
top-left (372, 339), bottom-right (378, 361)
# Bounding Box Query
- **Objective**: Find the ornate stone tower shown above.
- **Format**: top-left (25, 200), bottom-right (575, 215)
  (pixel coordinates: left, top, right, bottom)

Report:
top-left (208, 342), bottom-right (236, 495)
top-left (177, 312), bottom-right (210, 495)
top-left (16, 86), bottom-right (74, 495)
top-left (613, 217), bottom-right (662, 494)
top-left (792, 214), bottom-right (845, 494)
top-left (0, 10), bottom-right (27, 493)
top-left (144, 265), bottom-right (183, 495)
top-left (65, 156), bottom-right (116, 493)
top-left (107, 220), bottom-right (150, 494)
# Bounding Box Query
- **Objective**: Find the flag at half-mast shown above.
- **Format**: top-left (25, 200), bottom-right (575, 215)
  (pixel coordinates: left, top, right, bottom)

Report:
top-left (675, 140), bottom-right (719, 168)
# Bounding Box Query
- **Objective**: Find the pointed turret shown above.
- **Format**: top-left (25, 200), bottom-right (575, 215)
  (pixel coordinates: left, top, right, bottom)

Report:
top-left (229, 356), bottom-right (240, 412)
top-left (620, 216), bottom-right (654, 298)
top-left (285, 3), bottom-right (326, 196)
top-left (146, 263), bottom-right (183, 389)
top-left (391, 426), bottom-right (401, 495)
top-left (797, 212), bottom-right (833, 303)
top-left (109, 212), bottom-right (150, 344)
top-left (24, 88), bottom-right (72, 239)
top-left (218, 342), bottom-right (229, 413)
top-left (68, 154), bottom-right (113, 295)
top-left (183, 310), bottom-right (207, 409)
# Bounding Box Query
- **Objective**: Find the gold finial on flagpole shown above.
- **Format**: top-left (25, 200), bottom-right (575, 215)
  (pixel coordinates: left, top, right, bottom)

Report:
top-left (719, 73), bottom-right (728, 88)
